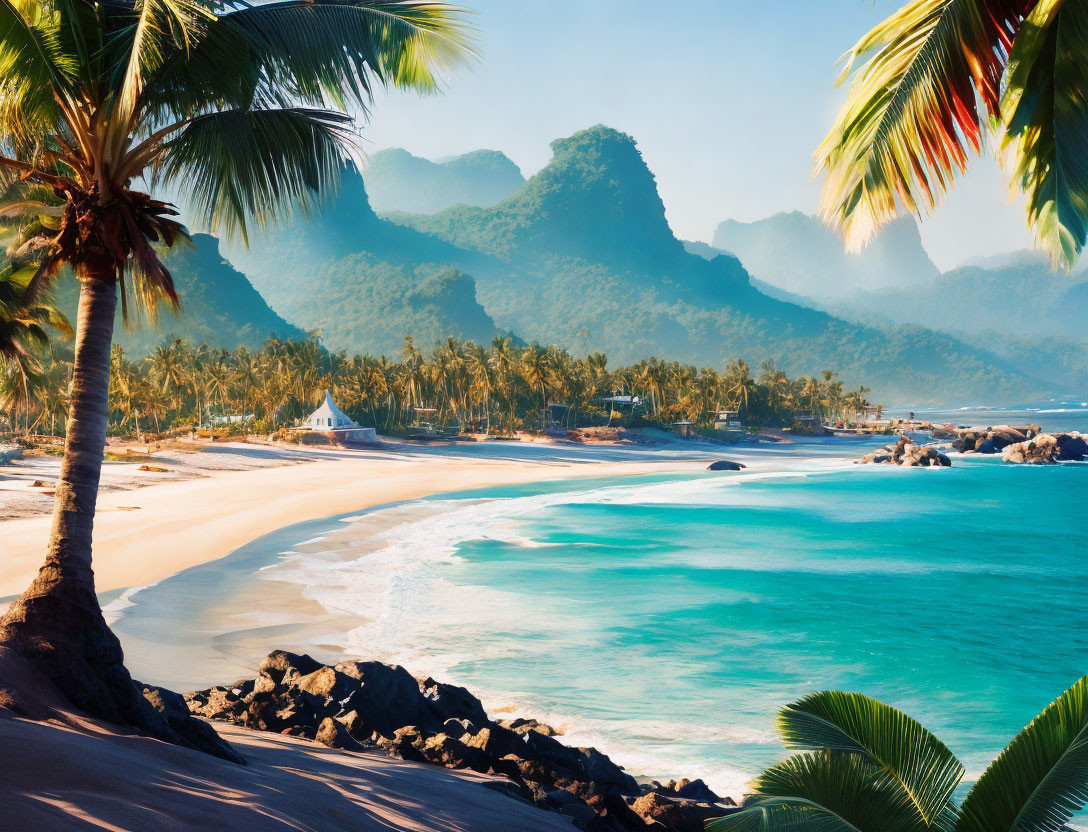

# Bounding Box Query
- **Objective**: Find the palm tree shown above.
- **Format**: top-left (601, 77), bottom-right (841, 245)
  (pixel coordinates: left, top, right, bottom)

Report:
top-left (816, 1), bottom-right (1088, 269)
top-left (709, 676), bottom-right (1088, 832)
top-left (0, 0), bottom-right (471, 746)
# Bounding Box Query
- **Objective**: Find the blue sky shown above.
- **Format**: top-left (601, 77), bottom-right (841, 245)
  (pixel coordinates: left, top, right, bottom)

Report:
top-left (359, 0), bottom-right (1032, 271)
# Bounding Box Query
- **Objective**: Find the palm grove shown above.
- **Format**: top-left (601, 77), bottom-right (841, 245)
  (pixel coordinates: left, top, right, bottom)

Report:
top-left (9, 334), bottom-right (873, 437)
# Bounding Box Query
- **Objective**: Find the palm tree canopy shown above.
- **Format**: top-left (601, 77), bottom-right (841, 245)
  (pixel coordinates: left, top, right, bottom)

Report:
top-left (815, 0), bottom-right (1088, 270)
top-left (0, 0), bottom-right (474, 298)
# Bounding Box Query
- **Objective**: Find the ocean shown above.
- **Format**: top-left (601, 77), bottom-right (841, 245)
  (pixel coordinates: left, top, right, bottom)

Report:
top-left (111, 401), bottom-right (1088, 800)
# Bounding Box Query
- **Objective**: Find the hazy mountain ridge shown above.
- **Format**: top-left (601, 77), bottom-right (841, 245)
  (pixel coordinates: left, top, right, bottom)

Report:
top-left (224, 166), bottom-right (515, 356)
top-left (832, 260), bottom-right (1088, 340)
top-left (361, 148), bottom-right (525, 215)
top-left (712, 211), bottom-right (940, 298)
top-left (385, 126), bottom-right (1045, 403)
top-left (55, 234), bottom-right (304, 355)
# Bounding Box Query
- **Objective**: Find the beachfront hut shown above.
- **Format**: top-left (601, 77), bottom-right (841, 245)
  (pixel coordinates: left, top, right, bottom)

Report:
top-left (299, 391), bottom-right (377, 443)
top-left (304, 391), bottom-right (356, 430)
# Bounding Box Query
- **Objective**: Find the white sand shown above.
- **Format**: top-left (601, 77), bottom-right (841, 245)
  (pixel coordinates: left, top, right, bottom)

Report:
top-left (0, 444), bottom-right (704, 599)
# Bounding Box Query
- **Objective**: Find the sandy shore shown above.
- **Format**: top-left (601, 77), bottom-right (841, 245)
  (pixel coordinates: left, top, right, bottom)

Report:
top-left (0, 443), bottom-right (705, 600)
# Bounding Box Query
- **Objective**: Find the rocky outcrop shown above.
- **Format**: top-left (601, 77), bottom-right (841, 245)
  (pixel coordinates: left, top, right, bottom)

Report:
top-left (858, 437), bottom-right (951, 467)
top-left (952, 424), bottom-right (1040, 454)
top-left (1001, 432), bottom-right (1088, 464)
top-left (707, 460), bottom-right (746, 471)
top-left (184, 651), bottom-right (739, 831)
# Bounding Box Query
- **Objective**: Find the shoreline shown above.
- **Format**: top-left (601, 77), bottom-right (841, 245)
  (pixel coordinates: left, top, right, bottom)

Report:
top-left (0, 443), bottom-right (714, 600)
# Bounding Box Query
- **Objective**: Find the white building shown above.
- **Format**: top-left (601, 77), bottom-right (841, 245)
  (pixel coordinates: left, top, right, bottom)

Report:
top-left (300, 391), bottom-right (378, 444)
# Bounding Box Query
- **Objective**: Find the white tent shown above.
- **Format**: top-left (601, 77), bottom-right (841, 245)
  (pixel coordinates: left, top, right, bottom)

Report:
top-left (303, 391), bottom-right (358, 431)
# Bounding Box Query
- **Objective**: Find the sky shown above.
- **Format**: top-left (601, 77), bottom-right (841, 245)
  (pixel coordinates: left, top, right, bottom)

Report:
top-left (358, 0), bottom-right (1033, 272)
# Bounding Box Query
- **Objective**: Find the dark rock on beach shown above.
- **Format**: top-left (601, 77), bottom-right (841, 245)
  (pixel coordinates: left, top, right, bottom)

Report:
top-left (183, 650), bottom-right (739, 831)
top-left (707, 460), bottom-right (746, 471)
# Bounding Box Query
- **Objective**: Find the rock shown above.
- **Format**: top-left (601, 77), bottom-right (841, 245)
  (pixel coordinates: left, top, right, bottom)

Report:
top-left (673, 778), bottom-right (725, 803)
top-left (141, 683), bottom-right (245, 764)
top-left (315, 716), bottom-right (364, 751)
top-left (258, 650), bottom-right (322, 687)
top-left (333, 708), bottom-right (376, 742)
top-left (500, 716), bottom-right (559, 736)
top-left (576, 746), bottom-right (640, 795)
top-left (464, 724), bottom-right (526, 759)
top-left (857, 438), bottom-right (951, 468)
top-left (335, 660), bottom-right (440, 737)
top-left (630, 792), bottom-right (739, 832)
top-left (1001, 432), bottom-right (1086, 465)
top-left (707, 460), bottom-right (746, 471)
top-left (418, 675), bottom-right (489, 726)
top-left (420, 733), bottom-right (490, 772)
top-left (296, 666), bottom-right (355, 700)
top-left (378, 726), bottom-right (429, 762)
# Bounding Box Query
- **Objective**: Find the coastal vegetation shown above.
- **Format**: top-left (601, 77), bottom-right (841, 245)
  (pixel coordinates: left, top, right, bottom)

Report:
top-left (0, 0), bottom-right (472, 752)
top-left (3, 335), bottom-right (875, 438)
top-left (817, 0), bottom-right (1088, 269)
top-left (709, 676), bottom-right (1088, 832)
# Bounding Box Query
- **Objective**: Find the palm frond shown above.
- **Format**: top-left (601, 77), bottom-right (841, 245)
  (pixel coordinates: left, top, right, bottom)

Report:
top-left (777, 690), bottom-right (963, 829)
top-left (156, 106), bottom-right (356, 243)
top-left (115, 0), bottom-right (215, 120)
top-left (710, 751), bottom-right (927, 832)
top-left (0, 0), bottom-right (74, 143)
top-left (1001, 0), bottom-right (1088, 270)
top-left (814, 0), bottom-right (1030, 250)
top-left (142, 0), bottom-right (474, 121)
top-left (955, 675), bottom-right (1088, 832)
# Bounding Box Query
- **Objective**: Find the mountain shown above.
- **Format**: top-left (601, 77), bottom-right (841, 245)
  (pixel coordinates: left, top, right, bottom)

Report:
top-left (712, 211), bottom-right (940, 298)
top-left (830, 257), bottom-right (1088, 341)
top-left (55, 234), bottom-right (304, 355)
top-left (224, 167), bottom-right (506, 356)
top-left (222, 125), bottom-right (1052, 403)
top-left (362, 148), bottom-right (525, 215)
top-left (384, 126), bottom-right (1047, 403)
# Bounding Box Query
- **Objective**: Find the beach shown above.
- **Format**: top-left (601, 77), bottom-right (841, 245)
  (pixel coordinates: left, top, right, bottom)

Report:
top-left (0, 441), bottom-right (707, 600)
top-left (3, 418), bottom-right (1086, 829)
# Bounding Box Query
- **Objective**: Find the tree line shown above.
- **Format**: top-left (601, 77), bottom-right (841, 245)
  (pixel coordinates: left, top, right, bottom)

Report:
top-left (2, 333), bottom-right (875, 438)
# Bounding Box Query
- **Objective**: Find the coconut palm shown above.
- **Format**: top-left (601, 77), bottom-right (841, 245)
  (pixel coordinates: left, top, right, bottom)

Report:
top-left (0, 0), bottom-right (471, 745)
top-left (816, 0), bottom-right (1088, 269)
top-left (707, 675), bottom-right (1088, 832)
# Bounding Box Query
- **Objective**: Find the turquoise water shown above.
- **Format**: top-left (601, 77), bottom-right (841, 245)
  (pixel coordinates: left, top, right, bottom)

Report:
top-left (344, 455), bottom-right (1085, 795)
top-left (111, 403), bottom-right (1088, 800)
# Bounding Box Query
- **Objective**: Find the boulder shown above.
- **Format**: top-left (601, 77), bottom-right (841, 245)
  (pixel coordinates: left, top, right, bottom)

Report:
top-left (630, 792), bottom-right (738, 832)
top-left (296, 666), bottom-right (355, 701)
top-left (141, 684), bottom-right (245, 764)
top-left (315, 716), bottom-right (364, 751)
top-left (464, 724), bottom-right (526, 759)
top-left (258, 650), bottom-right (323, 688)
top-left (418, 675), bottom-right (489, 726)
top-left (500, 716), bottom-right (559, 737)
top-left (335, 660), bottom-right (441, 737)
top-left (1000, 432), bottom-right (1088, 465)
top-left (707, 460), bottom-right (746, 472)
top-left (576, 746), bottom-right (640, 796)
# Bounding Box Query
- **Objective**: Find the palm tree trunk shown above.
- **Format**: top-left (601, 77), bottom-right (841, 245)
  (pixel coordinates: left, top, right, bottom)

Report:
top-left (0, 274), bottom-right (237, 759)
